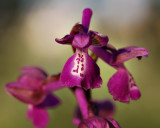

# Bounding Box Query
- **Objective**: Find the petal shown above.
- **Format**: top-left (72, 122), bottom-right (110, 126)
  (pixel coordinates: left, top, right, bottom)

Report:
top-left (72, 34), bottom-right (91, 49)
top-left (18, 74), bottom-right (42, 90)
top-left (60, 49), bottom-right (102, 90)
top-left (20, 66), bottom-right (48, 79)
top-left (108, 69), bottom-right (130, 103)
top-left (27, 105), bottom-right (49, 128)
top-left (38, 93), bottom-right (60, 108)
top-left (106, 44), bottom-right (117, 52)
top-left (5, 82), bottom-right (46, 105)
top-left (55, 35), bottom-right (74, 45)
top-left (89, 31), bottom-right (109, 47)
top-left (114, 46), bottom-right (149, 64)
top-left (70, 23), bottom-right (87, 35)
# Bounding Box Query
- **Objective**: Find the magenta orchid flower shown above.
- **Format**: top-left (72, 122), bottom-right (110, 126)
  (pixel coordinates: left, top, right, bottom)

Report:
top-left (90, 44), bottom-right (149, 103)
top-left (5, 66), bottom-right (61, 128)
top-left (55, 9), bottom-right (109, 90)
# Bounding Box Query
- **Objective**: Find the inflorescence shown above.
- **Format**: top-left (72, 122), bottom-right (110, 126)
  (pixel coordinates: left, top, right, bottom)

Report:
top-left (5, 8), bottom-right (149, 128)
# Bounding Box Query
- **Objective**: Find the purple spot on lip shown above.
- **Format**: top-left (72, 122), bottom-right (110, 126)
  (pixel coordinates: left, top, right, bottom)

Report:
top-left (76, 58), bottom-right (80, 61)
top-left (81, 58), bottom-right (84, 62)
top-left (73, 64), bottom-right (80, 73)
top-left (73, 69), bottom-right (78, 73)
top-left (80, 73), bottom-right (84, 77)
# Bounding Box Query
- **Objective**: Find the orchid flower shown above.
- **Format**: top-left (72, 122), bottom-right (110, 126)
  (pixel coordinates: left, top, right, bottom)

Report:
top-left (55, 9), bottom-right (109, 90)
top-left (5, 66), bottom-right (62, 128)
top-left (90, 44), bottom-right (149, 103)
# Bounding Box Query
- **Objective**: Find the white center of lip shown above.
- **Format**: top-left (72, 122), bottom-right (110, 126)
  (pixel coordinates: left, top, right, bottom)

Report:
top-left (71, 51), bottom-right (86, 78)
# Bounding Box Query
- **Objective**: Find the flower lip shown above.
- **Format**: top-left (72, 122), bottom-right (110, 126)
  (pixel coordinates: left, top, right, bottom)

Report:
top-left (60, 48), bottom-right (102, 90)
top-left (107, 68), bottom-right (141, 103)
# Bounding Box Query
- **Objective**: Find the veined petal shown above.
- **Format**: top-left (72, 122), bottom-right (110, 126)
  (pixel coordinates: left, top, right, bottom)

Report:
top-left (5, 82), bottom-right (46, 105)
top-left (114, 46), bottom-right (149, 64)
top-left (18, 74), bottom-right (42, 89)
top-left (60, 49), bottom-right (102, 90)
top-left (70, 23), bottom-right (87, 35)
top-left (89, 31), bottom-right (109, 47)
top-left (27, 105), bottom-right (49, 128)
top-left (20, 66), bottom-right (48, 79)
top-left (55, 35), bottom-right (74, 45)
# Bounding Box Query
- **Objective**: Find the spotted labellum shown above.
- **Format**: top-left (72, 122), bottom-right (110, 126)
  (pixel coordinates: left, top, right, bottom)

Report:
top-left (56, 10), bottom-right (109, 90)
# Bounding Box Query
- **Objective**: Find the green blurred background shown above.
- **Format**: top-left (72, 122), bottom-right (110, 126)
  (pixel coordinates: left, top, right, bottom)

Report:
top-left (0, 0), bottom-right (159, 128)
